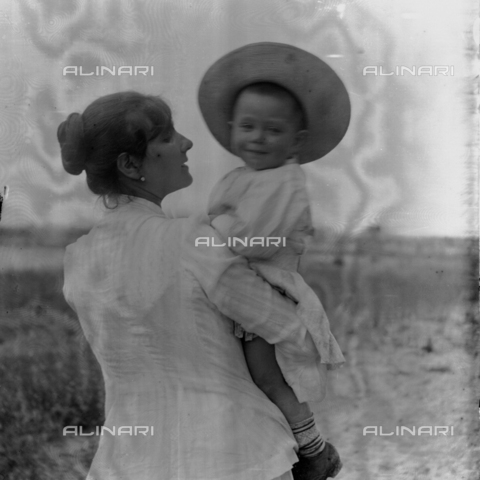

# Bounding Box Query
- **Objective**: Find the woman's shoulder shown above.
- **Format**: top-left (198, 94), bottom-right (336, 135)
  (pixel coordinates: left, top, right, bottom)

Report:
top-left (63, 209), bottom-right (207, 308)
top-left (64, 200), bottom-right (181, 260)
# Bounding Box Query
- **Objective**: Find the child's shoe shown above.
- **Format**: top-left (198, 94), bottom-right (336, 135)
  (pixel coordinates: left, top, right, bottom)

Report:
top-left (291, 442), bottom-right (342, 480)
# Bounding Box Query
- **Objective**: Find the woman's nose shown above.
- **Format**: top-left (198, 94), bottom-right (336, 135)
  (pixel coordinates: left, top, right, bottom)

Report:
top-left (180, 134), bottom-right (193, 152)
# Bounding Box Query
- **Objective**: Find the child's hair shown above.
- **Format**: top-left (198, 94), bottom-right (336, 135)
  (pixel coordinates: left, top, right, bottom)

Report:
top-left (57, 91), bottom-right (172, 207)
top-left (231, 82), bottom-right (306, 130)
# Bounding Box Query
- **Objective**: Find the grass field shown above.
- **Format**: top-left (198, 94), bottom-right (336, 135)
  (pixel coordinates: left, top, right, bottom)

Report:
top-left (0, 229), bottom-right (478, 479)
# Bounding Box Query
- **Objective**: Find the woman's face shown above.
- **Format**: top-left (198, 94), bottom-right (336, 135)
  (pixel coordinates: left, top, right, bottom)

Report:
top-left (141, 128), bottom-right (193, 199)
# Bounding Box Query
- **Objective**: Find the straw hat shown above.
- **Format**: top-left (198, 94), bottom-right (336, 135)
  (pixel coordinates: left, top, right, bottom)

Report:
top-left (198, 42), bottom-right (351, 164)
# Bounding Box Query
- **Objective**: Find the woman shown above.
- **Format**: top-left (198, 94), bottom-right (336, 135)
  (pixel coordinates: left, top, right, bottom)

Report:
top-left (58, 91), bottom-right (327, 480)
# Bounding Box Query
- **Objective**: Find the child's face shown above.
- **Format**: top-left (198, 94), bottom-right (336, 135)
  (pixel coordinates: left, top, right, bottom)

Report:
top-left (230, 91), bottom-right (305, 170)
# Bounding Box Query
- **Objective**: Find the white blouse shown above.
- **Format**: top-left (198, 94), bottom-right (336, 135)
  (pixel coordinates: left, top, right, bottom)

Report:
top-left (63, 196), bottom-right (320, 480)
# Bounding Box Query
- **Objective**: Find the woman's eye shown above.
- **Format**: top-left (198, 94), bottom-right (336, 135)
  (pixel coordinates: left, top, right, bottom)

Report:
top-left (267, 127), bottom-right (281, 133)
top-left (163, 130), bottom-right (174, 142)
top-left (240, 124), bottom-right (253, 130)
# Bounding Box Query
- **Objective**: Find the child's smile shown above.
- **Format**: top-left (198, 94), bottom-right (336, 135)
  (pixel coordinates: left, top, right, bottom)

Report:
top-left (230, 91), bottom-right (305, 170)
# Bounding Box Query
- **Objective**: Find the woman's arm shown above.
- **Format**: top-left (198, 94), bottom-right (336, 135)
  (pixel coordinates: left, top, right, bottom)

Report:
top-left (185, 216), bottom-right (317, 361)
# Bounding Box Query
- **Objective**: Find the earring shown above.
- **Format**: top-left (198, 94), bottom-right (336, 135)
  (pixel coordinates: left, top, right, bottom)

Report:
top-left (140, 176), bottom-right (146, 182)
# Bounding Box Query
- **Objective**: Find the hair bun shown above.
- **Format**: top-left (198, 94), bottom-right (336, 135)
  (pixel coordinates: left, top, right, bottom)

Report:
top-left (57, 112), bottom-right (87, 175)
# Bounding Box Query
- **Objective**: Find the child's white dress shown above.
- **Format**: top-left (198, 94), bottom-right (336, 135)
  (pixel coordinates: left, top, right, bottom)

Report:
top-left (208, 163), bottom-right (345, 403)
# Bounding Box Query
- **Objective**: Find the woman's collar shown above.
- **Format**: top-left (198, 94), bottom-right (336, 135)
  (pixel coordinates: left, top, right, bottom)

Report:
top-left (116, 194), bottom-right (166, 215)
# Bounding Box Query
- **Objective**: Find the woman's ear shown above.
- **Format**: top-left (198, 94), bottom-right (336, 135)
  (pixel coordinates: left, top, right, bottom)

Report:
top-left (117, 152), bottom-right (142, 180)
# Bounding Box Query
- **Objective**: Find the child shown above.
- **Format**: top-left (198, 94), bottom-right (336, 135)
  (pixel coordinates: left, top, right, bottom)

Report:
top-left (199, 43), bottom-right (350, 480)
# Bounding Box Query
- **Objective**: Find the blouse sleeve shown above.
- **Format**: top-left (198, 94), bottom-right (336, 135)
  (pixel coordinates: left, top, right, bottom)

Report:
top-left (211, 165), bottom-right (310, 259)
top-left (185, 215), bottom-right (318, 361)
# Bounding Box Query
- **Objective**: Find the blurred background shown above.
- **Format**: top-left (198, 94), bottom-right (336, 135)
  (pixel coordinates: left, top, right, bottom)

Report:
top-left (0, 0), bottom-right (478, 479)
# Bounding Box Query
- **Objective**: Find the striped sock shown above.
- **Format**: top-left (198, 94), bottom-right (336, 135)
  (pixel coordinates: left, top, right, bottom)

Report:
top-left (290, 414), bottom-right (325, 458)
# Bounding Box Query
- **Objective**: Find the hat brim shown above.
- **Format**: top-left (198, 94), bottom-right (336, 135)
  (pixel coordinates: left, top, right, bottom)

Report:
top-left (198, 42), bottom-right (351, 164)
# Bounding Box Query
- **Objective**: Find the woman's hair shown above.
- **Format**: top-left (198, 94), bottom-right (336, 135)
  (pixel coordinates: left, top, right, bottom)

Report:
top-left (231, 82), bottom-right (307, 130)
top-left (57, 91), bottom-right (172, 206)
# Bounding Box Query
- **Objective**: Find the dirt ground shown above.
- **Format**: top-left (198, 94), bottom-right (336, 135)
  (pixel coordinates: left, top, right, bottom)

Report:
top-left (315, 304), bottom-right (479, 480)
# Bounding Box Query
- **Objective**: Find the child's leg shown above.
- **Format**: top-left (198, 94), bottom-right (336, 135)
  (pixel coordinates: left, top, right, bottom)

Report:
top-left (243, 336), bottom-right (311, 424)
top-left (243, 337), bottom-right (342, 478)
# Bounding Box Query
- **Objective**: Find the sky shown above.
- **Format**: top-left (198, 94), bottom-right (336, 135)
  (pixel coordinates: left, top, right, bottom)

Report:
top-left (0, 0), bottom-right (477, 237)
